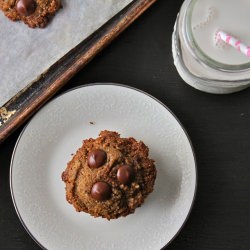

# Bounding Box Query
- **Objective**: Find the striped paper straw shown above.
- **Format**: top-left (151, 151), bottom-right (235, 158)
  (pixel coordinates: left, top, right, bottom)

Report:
top-left (216, 30), bottom-right (250, 58)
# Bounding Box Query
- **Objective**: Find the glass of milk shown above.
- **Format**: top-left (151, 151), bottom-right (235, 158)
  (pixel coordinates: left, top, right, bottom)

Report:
top-left (172, 0), bottom-right (250, 94)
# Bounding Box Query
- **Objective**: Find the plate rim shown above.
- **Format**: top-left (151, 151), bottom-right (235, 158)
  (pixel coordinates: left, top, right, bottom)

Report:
top-left (10, 83), bottom-right (198, 250)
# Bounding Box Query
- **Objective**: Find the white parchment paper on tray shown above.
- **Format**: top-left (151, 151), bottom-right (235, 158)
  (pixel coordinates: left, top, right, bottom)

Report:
top-left (0, 0), bottom-right (133, 106)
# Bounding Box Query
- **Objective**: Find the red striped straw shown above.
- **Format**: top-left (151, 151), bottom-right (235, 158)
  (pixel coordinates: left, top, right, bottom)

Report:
top-left (216, 30), bottom-right (250, 58)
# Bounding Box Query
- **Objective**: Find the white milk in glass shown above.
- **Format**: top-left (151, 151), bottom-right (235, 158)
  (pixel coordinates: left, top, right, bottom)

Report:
top-left (172, 0), bottom-right (250, 94)
top-left (191, 0), bottom-right (250, 66)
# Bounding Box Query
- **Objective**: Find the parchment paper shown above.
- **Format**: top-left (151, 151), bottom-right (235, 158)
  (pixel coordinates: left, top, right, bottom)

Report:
top-left (0, 0), bottom-right (133, 106)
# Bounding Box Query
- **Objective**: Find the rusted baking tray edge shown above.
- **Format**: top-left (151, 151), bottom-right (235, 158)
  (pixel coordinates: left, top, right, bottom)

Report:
top-left (0, 0), bottom-right (158, 144)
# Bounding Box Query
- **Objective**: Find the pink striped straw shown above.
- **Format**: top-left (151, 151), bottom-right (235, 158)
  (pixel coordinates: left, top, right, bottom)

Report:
top-left (216, 30), bottom-right (250, 58)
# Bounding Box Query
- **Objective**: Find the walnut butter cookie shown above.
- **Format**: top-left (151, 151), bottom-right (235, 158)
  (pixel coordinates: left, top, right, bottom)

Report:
top-left (0, 0), bottom-right (62, 28)
top-left (61, 131), bottom-right (157, 220)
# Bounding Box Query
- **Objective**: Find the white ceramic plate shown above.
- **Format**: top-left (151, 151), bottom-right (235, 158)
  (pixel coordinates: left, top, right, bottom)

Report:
top-left (10, 84), bottom-right (197, 250)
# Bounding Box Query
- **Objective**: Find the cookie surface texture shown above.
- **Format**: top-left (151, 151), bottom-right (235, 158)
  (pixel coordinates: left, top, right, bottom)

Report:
top-left (62, 131), bottom-right (157, 220)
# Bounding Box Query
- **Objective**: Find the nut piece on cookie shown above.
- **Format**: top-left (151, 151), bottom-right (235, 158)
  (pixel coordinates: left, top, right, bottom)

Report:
top-left (61, 130), bottom-right (157, 220)
top-left (0, 0), bottom-right (62, 28)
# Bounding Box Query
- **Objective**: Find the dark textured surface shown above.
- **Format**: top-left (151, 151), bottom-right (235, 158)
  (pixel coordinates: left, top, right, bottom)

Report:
top-left (1, 0), bottom-right (250, 249)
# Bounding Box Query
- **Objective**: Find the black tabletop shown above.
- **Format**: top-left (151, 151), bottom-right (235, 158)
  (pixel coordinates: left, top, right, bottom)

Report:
top-left (1, 0), bottom-right (250, 249)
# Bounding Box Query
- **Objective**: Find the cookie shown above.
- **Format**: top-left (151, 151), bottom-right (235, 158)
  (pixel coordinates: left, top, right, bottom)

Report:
top-left (0, 0), bottom-right (62, 28)
top-left (61, 130), bottom-right (157, 220)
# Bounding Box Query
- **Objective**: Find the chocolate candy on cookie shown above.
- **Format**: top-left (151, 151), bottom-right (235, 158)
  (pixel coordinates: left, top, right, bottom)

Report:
top-left (91, 182), bottom-right (112, 201)
top-left (117, 165), bottom-right (135, 185)
top-left (16, 0), bottom-right (37, 16)
top-left (87, 149), bottom-right (107, 168)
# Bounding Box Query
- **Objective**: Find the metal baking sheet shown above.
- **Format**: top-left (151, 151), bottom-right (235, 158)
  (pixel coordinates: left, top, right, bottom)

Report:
top-left (0, 0), bottom-right (158, 143)
top-left (0, 0), bottom-right (132, 106)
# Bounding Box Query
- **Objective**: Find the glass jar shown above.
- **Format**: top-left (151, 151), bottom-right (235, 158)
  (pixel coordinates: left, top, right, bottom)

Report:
top-left (172, 0), bottom-right (250, 94)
